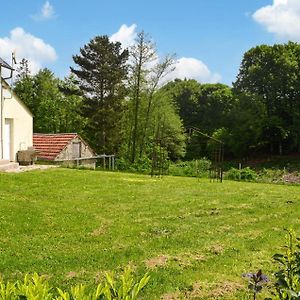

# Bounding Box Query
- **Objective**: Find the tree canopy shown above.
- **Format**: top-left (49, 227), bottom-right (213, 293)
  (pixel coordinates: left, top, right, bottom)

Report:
top-left (71, 35), bottom-right (129, 154)
top-left (234, 42), bottom-right (300, 154)
top-left (13, 35), bottom-right (300, 164)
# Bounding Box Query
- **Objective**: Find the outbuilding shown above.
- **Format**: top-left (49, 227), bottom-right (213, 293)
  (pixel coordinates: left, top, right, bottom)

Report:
top-left (33, 133), bottom-right (97, 168)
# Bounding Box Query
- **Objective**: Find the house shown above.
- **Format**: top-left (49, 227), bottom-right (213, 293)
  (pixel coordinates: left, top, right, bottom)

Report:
top-left (33, 133), bottom-right (97, 168)
top-left (0, 58), bottom-right (33, 164)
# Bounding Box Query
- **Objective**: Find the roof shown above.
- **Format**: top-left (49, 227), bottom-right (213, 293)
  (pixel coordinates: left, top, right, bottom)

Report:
top-left (33, 133), bottom-right (78, 160)
top-left (0, 58), bottom-right (13, 70)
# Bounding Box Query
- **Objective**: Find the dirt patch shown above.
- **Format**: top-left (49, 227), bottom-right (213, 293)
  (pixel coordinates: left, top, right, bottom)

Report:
top-left (185, 281), bottom-right (202, 298)
top-left (191, 254), bottom-right (206, 262)
top-left (209, 281), bottom-right (244, 298)
top-left (282, 173), bottom-right (300, 184)
top-left (209, 244), bottom-right (224, 255)
top-left (184, 280), bottom-right (243, 299)
top-left (236, 229), bottom-right (262, 239)
top-left (171, 252), bottom-right (206, 268)
top-left (6, 164), bottom-right (58, 173)
top-left (160, 291), bottom-right (181, 300)
top-left (145, 255), bottom-right (169, 269)
top-left (145, 252), bottom-right (206, 270)
top-left (65, 271), bottom-right (78, 279)
top-left (90, 226), bottom-right (107, 236)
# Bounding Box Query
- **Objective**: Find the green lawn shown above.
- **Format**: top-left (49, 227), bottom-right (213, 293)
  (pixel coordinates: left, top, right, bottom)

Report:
top-left (0, 168), bottom-right (299, 299)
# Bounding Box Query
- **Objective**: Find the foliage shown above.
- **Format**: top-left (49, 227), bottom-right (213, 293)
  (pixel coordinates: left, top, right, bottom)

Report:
top-left (123, 31), bottom-right (180, 163)
top-left (242, 270), bottom-right (269, 300)
top-left (121, 69), bottom-right (186, 162)
top-left (116, 156), bottom-right (153, 174)
top-left (216, 93), bottom-right (267, 158)
top-left (126, 31), bottom-right (157, 163)
top-left (0, 268), bottom-right (150, 300)
top-left (272, 229), bottom-right (300, 299)
top-left (71, 35), bottom-right (129, 154)
top-left (15, 58), bottom-right (31, 81)
top-left (14, 68), bottom-right (85, 134)
top-left (162, 79), bottom-right (235, 159)
top-left (256, 168), bottom-right (287, 184)
top-left (234, 42), bottom-right (300, 155)
top-left (225, 167), bottom-right (257, 181)
top-left (169, 159), bottom-right (211, 177)
top-left (58, 74), bottom-right (87, 133)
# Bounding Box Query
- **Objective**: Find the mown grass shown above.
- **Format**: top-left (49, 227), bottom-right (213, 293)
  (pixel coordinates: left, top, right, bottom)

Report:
top-left (0, 168), bottom-right (300, 299)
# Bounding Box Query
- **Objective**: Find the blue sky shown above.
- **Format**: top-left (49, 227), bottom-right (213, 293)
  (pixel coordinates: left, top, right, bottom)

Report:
top-left (0, 0), bottom-right (298, 85)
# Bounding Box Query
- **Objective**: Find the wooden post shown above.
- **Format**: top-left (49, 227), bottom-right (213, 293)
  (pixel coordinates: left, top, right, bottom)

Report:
top-left (112, 156), bottom-right (115, 170)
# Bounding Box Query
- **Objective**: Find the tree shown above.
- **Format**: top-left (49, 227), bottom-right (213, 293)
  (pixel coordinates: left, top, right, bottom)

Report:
top-left (71, 35), bottom-right (129, 154)
top-left (215, 92), bottom-right (266, 158)
top-left (127, 31), bottom-right (157, 162)
top-left (151, 89), bottom-right (186, 160)
top-left (120, 87), bottom-right (186, 162)
top-left (124, 31), bottom-right (176, 162)
top-left (14, 60), bottom-right (35, 116)
top-left (234, 42), bottom-right (300, 154)
top-left (15, 58), bottom-right (30, 81)
top-left (14, 68), bottom-right (63, 133)
top-left (139, 54), bottom-right (175, 157)
top-left (58, 74), bottom-right (86, 133)
top-left (14, 67), bottom-right (84, 134)
top-left (163, 79), bottom-right (235, 158)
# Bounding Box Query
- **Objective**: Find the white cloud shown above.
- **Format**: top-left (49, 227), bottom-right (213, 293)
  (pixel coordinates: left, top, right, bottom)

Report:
top-left (110, 24), bottom-right (221, 84)
top-left (253, 0), bottom-right (300, 41)
top-left (0, 27), bottom-right (57, 74)
top-left (31, 1), bottom-right (55, 21)
top-left (110, 24), bottom-right (137, 48)
top-left (164, 57), bottom-right (221, 84)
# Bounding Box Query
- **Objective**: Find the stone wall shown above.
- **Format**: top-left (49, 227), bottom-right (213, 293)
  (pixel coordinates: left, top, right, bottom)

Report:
top-left (55, 136), bottom-right (96, 168)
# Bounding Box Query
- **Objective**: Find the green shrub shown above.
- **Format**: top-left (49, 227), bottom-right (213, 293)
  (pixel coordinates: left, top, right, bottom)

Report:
top-left (115, 157), bottom-right (153, 174)
top-left (244, 229), bottom-right (300, 299)
top-left (169, 159), bottom-right (211, 178)
top-left (130, 157), bottom-right (153, 174)
top-left (225, 167), bottom-right (257, 182)
top-left (115, 157), bottom-right (130, 171)
top-left (256, 168), bottom-right (287, 184)
top-left (225, 167), bottom-right (241, 181)
top-left (272, 229), bottom-right (300, 299)
top-left (0, 268), bottom-right (150, 300)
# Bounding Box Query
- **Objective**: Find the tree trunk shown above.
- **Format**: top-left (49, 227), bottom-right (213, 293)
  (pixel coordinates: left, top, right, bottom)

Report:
top-left (131, 54), bottom-right (143, 163)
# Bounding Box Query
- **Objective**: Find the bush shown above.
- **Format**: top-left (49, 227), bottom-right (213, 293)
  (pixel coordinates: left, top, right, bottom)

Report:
top-left (0, 268), bottom-right (150, 300)
top-left (115, 157), bottom-right (153, 174)
top-left (244, 229), bottom-right (300, 299)
top-left (225, 167), bottom-right (257, 182)
top-left (169, 159), bottom-right (211, 178)
top-left (272, 229), bottom-right (300, 299)
top-left (256, 168), bottom-right (287, 184)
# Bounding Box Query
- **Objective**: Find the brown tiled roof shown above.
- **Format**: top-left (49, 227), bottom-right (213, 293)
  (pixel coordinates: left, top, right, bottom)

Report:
top-left (33, 133), bottom-right (77, 160)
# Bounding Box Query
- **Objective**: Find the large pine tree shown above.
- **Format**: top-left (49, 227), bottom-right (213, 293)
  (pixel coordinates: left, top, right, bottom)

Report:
top-left (71, 35), bottom-right (129, 154)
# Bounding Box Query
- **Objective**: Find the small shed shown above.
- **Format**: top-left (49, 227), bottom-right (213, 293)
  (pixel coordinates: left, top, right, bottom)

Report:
top-left (33, 133), bottom-right (97, 168)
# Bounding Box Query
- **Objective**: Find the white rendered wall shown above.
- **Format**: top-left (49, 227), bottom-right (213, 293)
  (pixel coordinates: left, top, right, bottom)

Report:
top-left (1, 86), bottom-right (33, 161)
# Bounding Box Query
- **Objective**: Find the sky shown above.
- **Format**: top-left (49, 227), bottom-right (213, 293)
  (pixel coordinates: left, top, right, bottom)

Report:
top-left (0, 0), bottom-right (299, 85)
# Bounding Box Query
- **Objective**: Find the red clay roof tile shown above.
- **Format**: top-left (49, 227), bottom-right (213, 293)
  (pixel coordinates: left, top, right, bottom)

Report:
top-left (33, 133), bottom-right (77, 160)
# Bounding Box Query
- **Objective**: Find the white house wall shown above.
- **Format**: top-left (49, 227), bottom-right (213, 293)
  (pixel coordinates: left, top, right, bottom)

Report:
top-left (1, 86), bottom-right (33, 161)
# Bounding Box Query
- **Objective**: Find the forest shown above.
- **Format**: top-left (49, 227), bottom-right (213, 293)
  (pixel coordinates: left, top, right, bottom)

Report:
top-left (13, 31), bottom-right (300, 167)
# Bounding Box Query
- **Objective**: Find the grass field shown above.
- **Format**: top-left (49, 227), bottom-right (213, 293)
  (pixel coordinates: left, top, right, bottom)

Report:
top-left (0, 168), bottom-right (300, 299)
